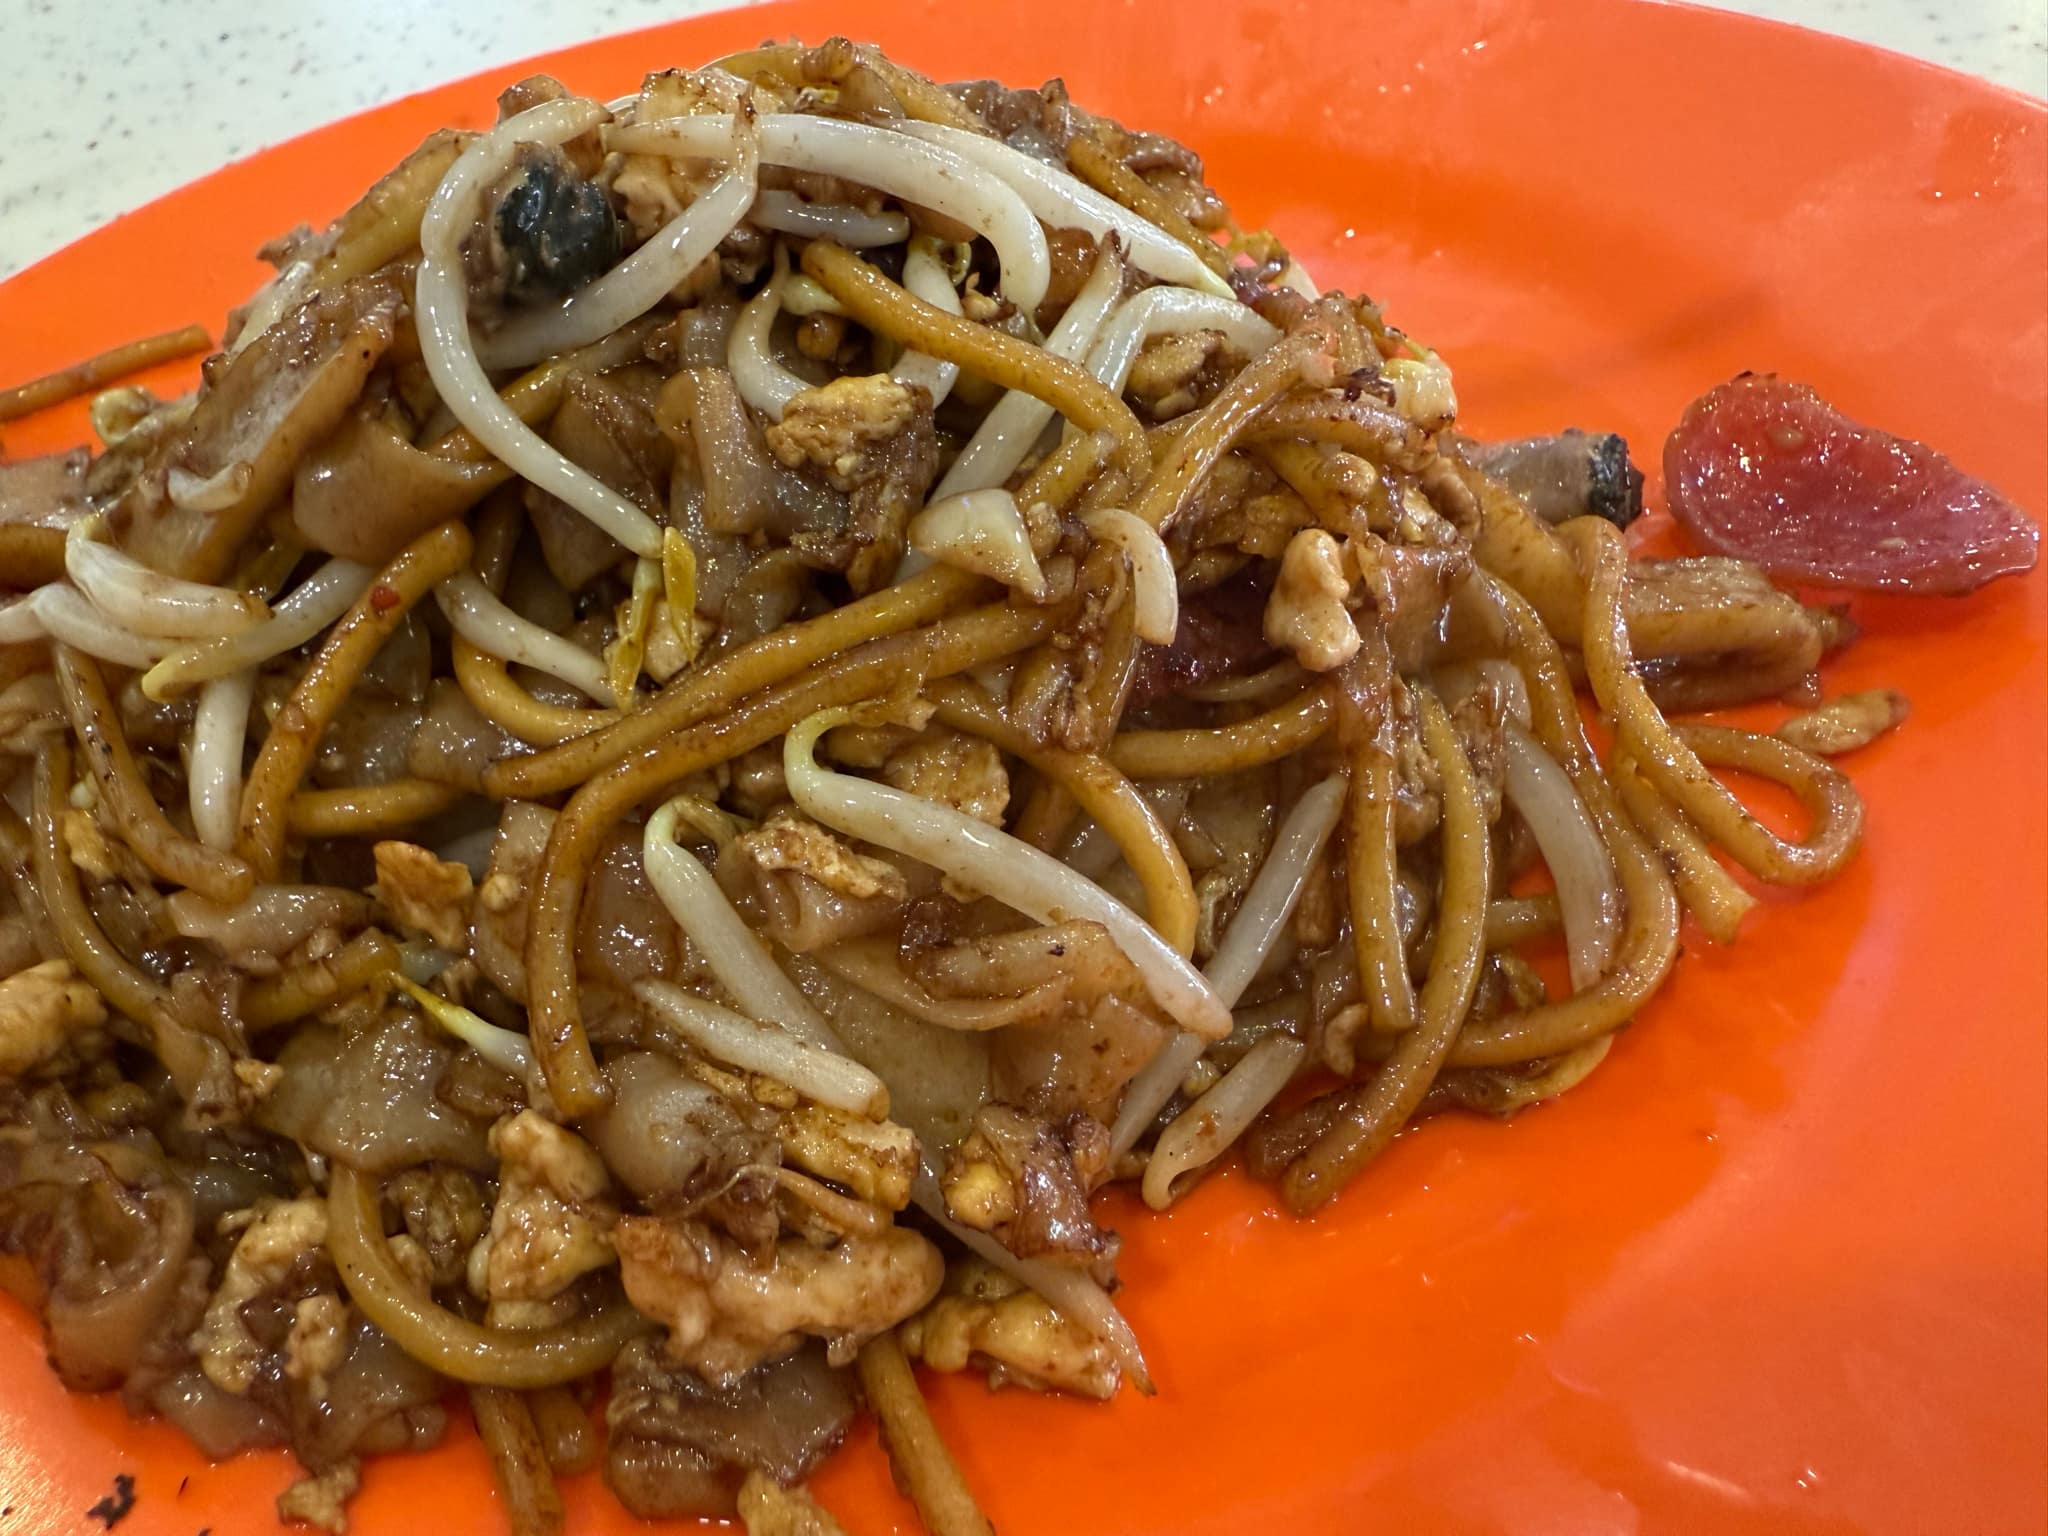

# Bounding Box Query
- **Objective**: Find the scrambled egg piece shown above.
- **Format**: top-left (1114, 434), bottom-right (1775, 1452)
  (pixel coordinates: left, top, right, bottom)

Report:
top-left (612, 1217), bottom-right (942, 1386)
top-left (903, 1261), bottom-right (1119, 1400)
top-left (1264, 527), bottom-right (1360, 672)
top-left (481, 1110), bottom-right (616, 1303)
top-left (739, 1471), bottom-right (848, 1536)
top-left (390, 1165), bottom-right (489, 1289)
top-left (1126, 328), bottom-right (1230, 421)
top-left (276, 1458), bottom-right (360, 1535)
top-left (763, 375), bottom-right (921, 493)
top-left (371, 840), bottom-right (474, 951)
top-left (284, 1293), bottom-right (350, 1396)
top-left (192, 1198), bottom-right (330, 1394)
top-left (779, 1103), bottom-right (919, 1211)
top-left (879, 728), bottom-right (1009, 827)
top-left (732, 809), bottom-right (909, 903)
top-left (0, 959), bottom-right (105, 1078)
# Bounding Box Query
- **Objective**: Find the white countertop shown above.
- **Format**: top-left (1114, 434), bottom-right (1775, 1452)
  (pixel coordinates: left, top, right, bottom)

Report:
top-left (1, 0), bottom-right (2042, 280)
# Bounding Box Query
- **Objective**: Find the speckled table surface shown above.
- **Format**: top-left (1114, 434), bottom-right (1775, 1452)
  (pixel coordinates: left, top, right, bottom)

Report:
top-left (1, 0), bottom-right (2042, 279)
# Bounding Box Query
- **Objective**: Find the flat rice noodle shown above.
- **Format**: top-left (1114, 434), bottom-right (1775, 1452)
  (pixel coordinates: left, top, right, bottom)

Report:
top-left (291, 1319), bottom-right (449, 1469)
top-left (606, 1338), bottom-right (858, 1520)
top-left (40, 1184), bottom-right (197, 1392)
top-left (256, 1015), bottom-right (492, 1172)
top-left (112, 271), bottom-right (406, 581)
top-left (312, 690), bottom-right (426, 788)
top-left (408, 677), bottom-right (524, 794)
top-left (785, 952), bottom-right (991, 1155)
top-left (163, 884), bottom-right (372, 971)
top-left (992, 993), bottom-right (1171, 1125)
top-left (0, 449), bottom-right (91, 530)
top-left (293, 406), bottom-right (501, 564)
top-left (587, 1050), bottom-right (776, 1203)
top-left (580, 819), bottom-right (680, 992)
top-left (531, 366), bottom-right (675, 591)
top-left (471, 800), bottom-right (555, 1001)
top-left (148, 1367), bottom-right (285, 1458)
top-left (660, 368), bottom-right (783, 537)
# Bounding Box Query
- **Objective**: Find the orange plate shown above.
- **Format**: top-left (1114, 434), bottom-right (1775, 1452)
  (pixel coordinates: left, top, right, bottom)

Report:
top-left (1, 2), bottom-right (2042, 1532)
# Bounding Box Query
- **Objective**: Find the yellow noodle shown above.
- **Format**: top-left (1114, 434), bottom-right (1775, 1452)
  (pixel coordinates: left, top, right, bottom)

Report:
top-left (52, 645), bottom-right (255, 904)
top-left (1065, 132), bottom-right (1233, 281)
top-left (930, 679), bottom-right (1198, 956)
top-left (1425, 577), bottom-right (1680, 1068)
top-left (1483, 893), bottom-right (1563, 948)
top-left (1109, 683), bottom-right (1332, 778)
top-left (31, 739), bottom-right (227, 1103)
top-left (327, 1166), bottom-right (650, 1387)
top-left (802, 241), bottom-right (1149, 489)
top-left (1326, 734), bottom-right (1414, 1070)
top-left (1125, 303), bottom-right (1341, 535)
top-left (0, 527), bottom-right (67, 590)
top-left (0, 324), bottom-right (210, 424)
top-left (856, 1330), bottom-right (996, 1536)
top-left (1611, 747), bottom-right (1756, 945)
top-left (236, 522), bottom-right (472, 879)
top-left (1568, 518), bottom-right (1863, 886)
top-left (284, 779), bottom-right (465, 839)
top-left (450, 494), bottom-right (618, 748)
top-left (470, 1386), bottom-right (565, 1536)
top-left (486, 564), bottom-right (983, 800)
top-left (240, 929), bottom-right (401, 1031)
top-left (525, 601), bottom-right (1061, 1115)
top-left (1283, 690), bottom-right (1490, 1213)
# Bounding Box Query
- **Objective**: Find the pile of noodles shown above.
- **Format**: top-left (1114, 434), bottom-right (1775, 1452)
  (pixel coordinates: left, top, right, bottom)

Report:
top-left (0, 40), bottom-right (1874, 1536)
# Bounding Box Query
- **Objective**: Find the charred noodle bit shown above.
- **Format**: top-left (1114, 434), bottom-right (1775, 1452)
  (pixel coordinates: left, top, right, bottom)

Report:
top-left (1567, 518), bottom-right (1863, 885)
top-left (0, 323), bottom-right (209, 422)
top-left (800, 241), bottom-right (1151, 489)
top-left (327, 1165), bottom-right (651, 1387)
top-left (930, 680), bottom-right (1198, 956)
top-left (856, 1331), bottom-right (997, 1536)
top-left (524, 602), bottom-right (1062, 1115)
top-left (470, 1386), bottom-right (565, 1536)
top-left (285, 779), bottom-right (465, 840)
top-left (53, 645), bottom-right (256, 905)
top-left (1283, 692), bottom-right (1489, 1213)
top-left (236, 521), bottom-right (472, 880)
